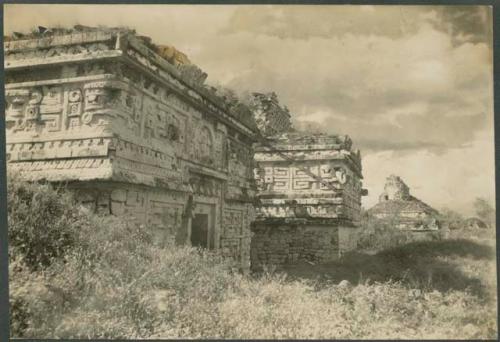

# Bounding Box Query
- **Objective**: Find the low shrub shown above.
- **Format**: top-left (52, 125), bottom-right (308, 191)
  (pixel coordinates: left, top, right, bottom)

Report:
top-left (7, 173), bottom-right (91, 270)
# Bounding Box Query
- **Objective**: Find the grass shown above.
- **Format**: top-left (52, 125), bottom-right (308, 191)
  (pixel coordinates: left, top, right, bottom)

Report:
top-left (11, 235), bottom-right (497, 339)
top-left (8, 176), bottom-right (498, 339)
top-left (283, 239), bottom-right (496, 295)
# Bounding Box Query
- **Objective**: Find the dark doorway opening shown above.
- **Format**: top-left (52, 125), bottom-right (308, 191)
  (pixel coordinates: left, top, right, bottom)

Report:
top-left (191, 213), bottom-right (209, 248)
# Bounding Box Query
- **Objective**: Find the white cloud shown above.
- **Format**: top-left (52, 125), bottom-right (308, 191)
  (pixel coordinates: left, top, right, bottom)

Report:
top-left (360, 5), bottom-right (376, 13)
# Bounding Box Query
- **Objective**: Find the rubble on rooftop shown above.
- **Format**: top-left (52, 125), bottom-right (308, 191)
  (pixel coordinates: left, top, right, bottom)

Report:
top-left (249, 91), bottom-right (293, 137)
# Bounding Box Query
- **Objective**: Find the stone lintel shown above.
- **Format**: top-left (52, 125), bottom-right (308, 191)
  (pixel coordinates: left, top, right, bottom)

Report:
top-left (186, 164), bottom-right (229, 181)
top-left (5, 73), bottom-right (117, 89)
top-left (255, 155), bottom-right (363, 178)
top-left (8, 158), bottom-right (114, 182)
top-left (257, 191), bottom-right (343, 199)
top-left (4, 30), bottom-right (116, 52)
top-left (255, 148), bottom-right (359, 159)
top-left (254, 143), bottom-right (348, 152)
top-left (110, 167), bottom-right (187, 191)
top-left (252, 217), bottom-right (355, 227)
top-left (259, 198), bottom-right (343, 205)
top-left (5, 50), bottom-right (123, 70)
top-left (254, 150), bottom-right (359, 162)
top-left (225, 196), bottom-right (255, 203)
top-left (6, 131), bottom-right (114, 145)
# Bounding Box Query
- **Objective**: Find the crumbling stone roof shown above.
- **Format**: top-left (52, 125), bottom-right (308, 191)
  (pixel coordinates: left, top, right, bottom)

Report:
top-left (5, 25), bottom-right (134, 41)
top-left (249, 91), bottom-right (293, 137)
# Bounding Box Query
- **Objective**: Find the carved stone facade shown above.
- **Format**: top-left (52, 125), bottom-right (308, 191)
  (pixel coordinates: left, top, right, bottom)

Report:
top-left (5, 27), bottom-right (257, 270)
top-left (367, 175), bottom-right (440, 231)
top-left (252, 131), bottom-right (367, 270)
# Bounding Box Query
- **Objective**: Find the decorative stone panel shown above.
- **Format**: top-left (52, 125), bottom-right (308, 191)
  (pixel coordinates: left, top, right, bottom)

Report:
top-left (251, 131), bottom-right (366, 269)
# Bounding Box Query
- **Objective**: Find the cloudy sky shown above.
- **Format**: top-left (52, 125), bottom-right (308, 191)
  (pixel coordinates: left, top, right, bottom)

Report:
top-left (4, 4), bottom-right (495, 215)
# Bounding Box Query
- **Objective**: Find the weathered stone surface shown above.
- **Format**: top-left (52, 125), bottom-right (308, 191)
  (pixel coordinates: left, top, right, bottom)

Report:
top-left (5, 26), bottom-right (257, 270)
top-left (251, 223), bottom-right (362, 270)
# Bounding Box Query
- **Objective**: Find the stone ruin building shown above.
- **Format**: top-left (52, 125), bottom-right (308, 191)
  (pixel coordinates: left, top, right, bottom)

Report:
top-left (4, 26), bottom-right (257, 270)
top-left (4, 25), bottom-right (368, 272)
top-left (250, 94), bottom-right (367, 270)
top-left (367, 175), bottom-right (440, 231)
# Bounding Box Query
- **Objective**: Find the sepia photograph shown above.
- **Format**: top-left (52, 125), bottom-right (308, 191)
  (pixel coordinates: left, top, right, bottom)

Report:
top-left (2, 3), bottom-right (497, 340)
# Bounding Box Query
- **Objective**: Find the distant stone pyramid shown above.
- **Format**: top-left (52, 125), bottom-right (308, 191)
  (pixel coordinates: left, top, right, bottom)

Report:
top-left (367, 175), bottom-right (440, 230)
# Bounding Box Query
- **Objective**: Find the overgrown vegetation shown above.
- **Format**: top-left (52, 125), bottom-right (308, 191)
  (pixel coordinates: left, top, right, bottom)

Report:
top-left (7, 176), bottom-right (88, 271)
top-left (8, 175), bottom-right (497, 339)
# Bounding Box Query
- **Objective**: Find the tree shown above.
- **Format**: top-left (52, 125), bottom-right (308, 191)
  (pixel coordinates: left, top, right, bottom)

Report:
top-left (473, 197), bottom-right (495, 228)
top-left (438, 208), bottom-right (465, 230)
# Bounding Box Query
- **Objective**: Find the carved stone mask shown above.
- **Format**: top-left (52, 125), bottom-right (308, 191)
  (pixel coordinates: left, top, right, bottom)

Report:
top-left (28, 89), bottom-right (43, 105)
top-left (6, 89), bottom-right (30, 118)
top-left (68, 89), bottom-right (82, 103)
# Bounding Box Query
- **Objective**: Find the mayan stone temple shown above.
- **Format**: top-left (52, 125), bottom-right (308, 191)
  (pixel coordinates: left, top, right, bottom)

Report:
top-left (367, 175), bottom-right (440, 231)
top-left (4, 25), bottom-right (368, 271)
top-left (4, 26), bottom-right (258, 270)
top-left (250, 94), bottom-right (367, 270)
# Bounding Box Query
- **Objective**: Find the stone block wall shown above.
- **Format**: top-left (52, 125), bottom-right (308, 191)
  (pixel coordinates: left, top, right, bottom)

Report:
top-left (251, 223), bottom-right (362, 270)
top-left (338, 226), bottom-right (360, 254)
